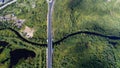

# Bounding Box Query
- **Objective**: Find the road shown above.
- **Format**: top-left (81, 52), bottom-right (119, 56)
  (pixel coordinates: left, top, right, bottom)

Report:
top-left (46, 0), bottom-right (55, 68)
top-left (0, 0), bottom-right (17, 10)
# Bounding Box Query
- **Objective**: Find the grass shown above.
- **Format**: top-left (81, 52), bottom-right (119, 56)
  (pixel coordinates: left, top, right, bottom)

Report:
top-left (53, 34), bottom-right (120, 68)
top-left (53, 0), bottom-right (120, 40)
top-left (52, 0), bottom-right (120, 68)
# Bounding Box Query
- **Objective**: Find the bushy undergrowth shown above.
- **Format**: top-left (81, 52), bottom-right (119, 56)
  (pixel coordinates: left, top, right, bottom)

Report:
top-left (53, 0), bottom-right (120, 40)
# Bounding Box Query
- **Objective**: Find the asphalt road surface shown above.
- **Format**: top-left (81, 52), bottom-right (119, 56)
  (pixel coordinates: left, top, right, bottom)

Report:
top-left (46, 0), bottom-right (54, 68)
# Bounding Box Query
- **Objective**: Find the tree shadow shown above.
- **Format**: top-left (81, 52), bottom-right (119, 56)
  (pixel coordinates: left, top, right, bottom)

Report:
top-left (81, 56), bottom-right (105, 68)
top-left (68, 0), bottom-right (83, 11)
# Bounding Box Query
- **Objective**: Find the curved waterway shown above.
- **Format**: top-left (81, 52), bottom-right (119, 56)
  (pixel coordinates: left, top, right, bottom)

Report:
top-left (54, 31), bottom-right (120, 45)
top-left (0, 28), bottom-right (120, 67)
top-left (0, 28), bottom-right (120, 46)
top-left (0, 28), bottom-right (47, 46)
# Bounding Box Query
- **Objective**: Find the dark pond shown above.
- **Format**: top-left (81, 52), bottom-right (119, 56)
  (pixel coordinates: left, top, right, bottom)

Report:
top-left (0, 41), bottom-right (9, 47)
top-left (0, 41), bottom-right (9, 53)
top-left (9, 49), bottom-right (36, 68)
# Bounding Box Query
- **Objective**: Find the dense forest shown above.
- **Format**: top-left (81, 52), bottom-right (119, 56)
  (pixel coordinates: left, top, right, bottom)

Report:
top-left (0, 0), bottom-right (120, 68)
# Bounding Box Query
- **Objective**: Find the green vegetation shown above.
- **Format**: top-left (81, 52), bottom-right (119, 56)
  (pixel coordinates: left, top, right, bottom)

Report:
top-left (53, 0), bottom-right (120, 40)
top-left (53, 34), bottom-right (120, 68)
top-left (0, 0), bottom-right (120, 68)
top-left (52, 0), bottom-right (120, 68)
